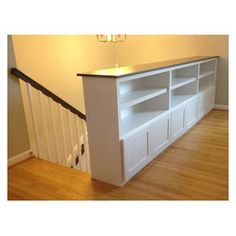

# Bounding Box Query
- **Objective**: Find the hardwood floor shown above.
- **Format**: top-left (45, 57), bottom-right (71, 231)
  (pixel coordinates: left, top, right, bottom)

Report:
top-left (8, 109), bottom-right (228, 200)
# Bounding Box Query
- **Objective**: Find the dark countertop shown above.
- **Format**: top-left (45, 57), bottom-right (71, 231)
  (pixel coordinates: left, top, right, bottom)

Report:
top-left (77, 56), bottom-right (218, 78)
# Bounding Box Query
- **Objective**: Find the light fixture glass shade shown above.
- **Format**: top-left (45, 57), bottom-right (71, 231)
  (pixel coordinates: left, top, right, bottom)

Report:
top-left (96, 34), bottom-right (126, 42)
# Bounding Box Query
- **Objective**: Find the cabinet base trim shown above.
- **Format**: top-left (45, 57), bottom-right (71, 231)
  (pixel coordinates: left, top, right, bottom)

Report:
top-left (214, 104), bottom-right (228, 110)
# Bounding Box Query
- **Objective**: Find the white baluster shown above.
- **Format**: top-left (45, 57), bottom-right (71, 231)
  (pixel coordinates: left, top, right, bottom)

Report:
top-left (48, 97), bottom-right (60, 164)
top-left (38, 92), bottom-right (51, 161)
top-left (26, 84), bottom-right (41, 157)
top-left (59, 105), bottom-right (68, 166)
top-left (20, 81), bottom-right (39, 157)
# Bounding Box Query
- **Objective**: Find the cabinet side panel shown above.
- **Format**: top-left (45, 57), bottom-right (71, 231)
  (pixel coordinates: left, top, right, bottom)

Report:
top-left (83, 77), bottom-right (123, 186)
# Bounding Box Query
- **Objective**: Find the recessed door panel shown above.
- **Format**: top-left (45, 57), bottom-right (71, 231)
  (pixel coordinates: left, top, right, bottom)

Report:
top-left (149, 114), bottom-right (171, 160)
top-left (122, 128), bottom-right (149, 181)
top-left (186, 98), bottom-right (198, 129)
top-left (171, 105), bottom-right (185, 142)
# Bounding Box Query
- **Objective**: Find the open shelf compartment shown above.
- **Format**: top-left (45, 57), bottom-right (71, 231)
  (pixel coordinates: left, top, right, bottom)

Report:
top-left (171, 82), bottom-right (197, 108)
top-left (171, 95), bottom-right (195, 108)
top-left (120, 88), bottom-right (167, 108)
top-left (199, 59), bottom-right (216, 77)
top-left (119, 71), bottom-right (169, 109)
top-left (170, 64), bottom-right (198, 108)
top-left (171, 64), bottom-right (198, 90)
top-left (199, 70), bottom-right (215, 79)
top-left (120, 92), bottom-right (169, 138)
top-left (198, 74), bottom-right (215, 93)
top-left (171, 77), bottom-right (196, 90)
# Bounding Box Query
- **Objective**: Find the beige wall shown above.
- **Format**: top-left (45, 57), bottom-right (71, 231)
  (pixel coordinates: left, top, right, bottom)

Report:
top-left (12, 35), bottom-right (116, 113)
top-left (8, 36), bottom-right (30, 158)
top-left (114, 35), bottom-right (228, 105)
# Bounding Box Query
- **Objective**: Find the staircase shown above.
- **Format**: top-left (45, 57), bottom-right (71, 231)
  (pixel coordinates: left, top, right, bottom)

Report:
top-left (11, 68), bottom-right (91, 173)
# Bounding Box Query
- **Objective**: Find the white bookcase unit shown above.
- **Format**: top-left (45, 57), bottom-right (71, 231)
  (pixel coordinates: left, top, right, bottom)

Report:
top-left (78, 56), bottom-right (218, 186)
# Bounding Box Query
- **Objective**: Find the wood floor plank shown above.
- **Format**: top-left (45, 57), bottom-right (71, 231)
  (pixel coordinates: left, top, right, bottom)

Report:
top-left (8, 109), bottom-right (228, 200)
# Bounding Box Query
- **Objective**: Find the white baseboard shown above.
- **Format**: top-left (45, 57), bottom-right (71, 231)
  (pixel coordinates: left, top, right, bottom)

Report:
top-left (8, 150), bottom-right (33, 167)
top-left (214, 104), bottom-right (228, 110)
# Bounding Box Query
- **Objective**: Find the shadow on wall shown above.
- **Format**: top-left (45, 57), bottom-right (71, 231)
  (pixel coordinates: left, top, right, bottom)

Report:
top-left (215, 57), bottom-right (228, 105)
top-left (8, 36), bottom-right (30, 158)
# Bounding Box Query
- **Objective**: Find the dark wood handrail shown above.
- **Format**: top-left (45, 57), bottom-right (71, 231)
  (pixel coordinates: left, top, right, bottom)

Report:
top-left (10, 68), bottom-right (86, 120)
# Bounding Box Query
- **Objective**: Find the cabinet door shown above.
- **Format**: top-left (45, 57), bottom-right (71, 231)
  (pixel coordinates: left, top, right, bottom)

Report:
top-left (198, 87), bottom-right (215, 120)
top-left (185, 97), bottom-right (198, 129)
top-left (198, 91), bottom-right (208, 119)
top-left (122, 129), bottom-right (149, 182)
top-left (149, 113), bottom-right (171, 160)
top-left (171, 105), bottom-right (185, 142)
top-left (207, 86), bottom-right (215, 110)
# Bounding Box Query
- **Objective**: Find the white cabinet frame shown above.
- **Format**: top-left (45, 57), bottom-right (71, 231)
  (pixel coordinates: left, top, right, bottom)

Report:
top-left (81, 57), bottom-right (217, 186)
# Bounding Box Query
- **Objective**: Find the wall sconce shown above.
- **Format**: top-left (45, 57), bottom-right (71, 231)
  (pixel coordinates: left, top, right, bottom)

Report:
top-left (96, 34), bottom-right (126, 43)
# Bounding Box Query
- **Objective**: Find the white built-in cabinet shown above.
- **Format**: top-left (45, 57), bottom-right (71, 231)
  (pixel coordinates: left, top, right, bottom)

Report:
top-left (81, 56), bottom-right (217, 186)
top-left (185, 97), bottom-right (198, 129)
top-left (122, 112), bottom-right (171, 182)
top-left (198, 86), bottom-right (215, 119)
top-left (171, 105), bottom-right (186, 142)
top-left (148, 112), bottom-right (171, 160)
top-left (171, 96), bottom-right (198, 143)
top-left (122, 128), bottom-right (149, 182)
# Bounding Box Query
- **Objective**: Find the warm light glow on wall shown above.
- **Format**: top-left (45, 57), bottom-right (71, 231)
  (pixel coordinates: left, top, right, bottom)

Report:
top-left (96, 34), bottom-right (126, 43)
